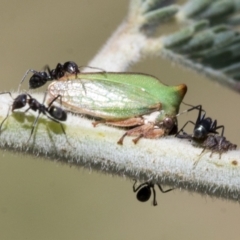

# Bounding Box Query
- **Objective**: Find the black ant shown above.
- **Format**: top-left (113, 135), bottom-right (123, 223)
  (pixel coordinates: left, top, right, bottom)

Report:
top-left (175, 104), bottom-right (236, 159)
top-left (18, 61), bottom-right (105, 91)
top-left (18, 61), bottom-right (80, 91)
top-left (176, 105), bottom-right (224, 139)
top-left (133, 180), bottom-right (173, 206)
top-left (0, 92), bottom-right (67, 143)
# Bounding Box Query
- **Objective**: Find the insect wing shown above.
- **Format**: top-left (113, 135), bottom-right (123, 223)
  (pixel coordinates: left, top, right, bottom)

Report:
top-left (48, 78), bottom-right (161, 120)
top-left (66, 72), bottom-right (187, 116)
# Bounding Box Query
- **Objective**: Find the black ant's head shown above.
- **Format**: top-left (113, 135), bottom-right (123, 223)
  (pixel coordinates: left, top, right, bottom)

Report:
top-left (12, 94), bottom-right (27, 111)
top-left (136, 184), bottom-right (151, 202)
top-left (63, 61), bottom-right (80, 74)
top-left (48, 106), bottom-right (67, 121)
top-left (29, 72), bottom-right (50, 89)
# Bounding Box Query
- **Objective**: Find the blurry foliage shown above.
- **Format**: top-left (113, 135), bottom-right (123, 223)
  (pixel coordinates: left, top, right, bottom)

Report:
top-left (162, 0), bottom-right (240, 91)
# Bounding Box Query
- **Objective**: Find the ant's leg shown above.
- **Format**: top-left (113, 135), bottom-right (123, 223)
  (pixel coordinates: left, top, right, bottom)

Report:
top-left (175, 120), bottom-right (195, 137)
top-left (46, 116), bottom-right (66, 135)
top-left (151, 185), bottom-right (158, 206)
top-left (181, 101), bottom-right (194, 107)
top-left (0, 91), bottom-right (19, 135)
top-left (0, 106), bottom-right (11, 133)
top-left (0, 91), bottom-right (13, 99)
top-left (177, 105), bottom-right (206, 129)
top-left (24, 107), bottom-right (31, 113)
top-left (43, 65), bottom-right (51, 72)
top-left (188, 105), bottom-right (202, 111)
top-left (26, 113), bottom-right (41, 143)
top-left (39, 90), bottom-right (49, 106)
top-left (47, 94), bottom-right (63, 109)
top-left (43, 92), bottom-right (64, 117)
top-left (18, 69), bottom-right (37, 92)
top-left (27, 113), bottom-right (67, 144)
top-left (177, 105), bottom-right (205, 117)
top-left (45, 115), bottom-right (73, 147)
top-left (78, 66), bottom-right (107, 93)
top-left (78, 66), bottom-right (106, 74)
top-left (0, 92), bottom-right (14, 112)
top-left (157, 184), bottom-right (173, 193)
top-left (214, 124), bottom-right (225, 136)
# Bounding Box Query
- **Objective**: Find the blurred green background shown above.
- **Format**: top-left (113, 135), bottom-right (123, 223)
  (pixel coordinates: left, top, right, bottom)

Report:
top-left (0, 0), bottom-right (240, 239)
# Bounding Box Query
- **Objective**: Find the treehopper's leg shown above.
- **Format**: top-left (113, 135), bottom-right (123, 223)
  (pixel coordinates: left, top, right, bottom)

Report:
top-left (117, 124), bottom-right (165, 145)
top-left (117, 124), bottom-right (153, 145)
top-left (132, 134), bottom-right (144, 144)
top-left (92, 120), bottom-right (106, 127)
top-left (117, 132), bottom-right (128, 145)
top-left (132, 128), bottom-right (166, 144)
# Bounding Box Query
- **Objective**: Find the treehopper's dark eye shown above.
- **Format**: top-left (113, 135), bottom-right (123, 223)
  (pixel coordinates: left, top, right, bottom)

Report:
top-left (164, 117), bottom-right (174, 129)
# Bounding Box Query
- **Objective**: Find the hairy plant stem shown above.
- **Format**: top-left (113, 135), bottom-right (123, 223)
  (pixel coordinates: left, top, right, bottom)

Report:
top-left (0, 93), bottom-right (240, 201)
top-left (1, 0), bottom-right (240, 201)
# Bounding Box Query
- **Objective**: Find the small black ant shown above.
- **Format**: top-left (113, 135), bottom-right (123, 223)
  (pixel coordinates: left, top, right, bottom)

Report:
top-left (175, 104), bottom-right (236, 159)
top-left (133, 180), bottom-right (173, 206)
top-left (18, 61), bottom-right (105, 91)
top-left (176, 105), bottom-right (224, 139)
top-left (0, 92), bottom-right (67, 143)
top-left (18, 61), bottom-right (80, 91)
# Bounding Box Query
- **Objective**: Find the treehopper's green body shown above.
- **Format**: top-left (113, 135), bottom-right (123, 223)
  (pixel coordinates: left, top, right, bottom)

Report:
top-left (48, 72), bottom-right (187, 144)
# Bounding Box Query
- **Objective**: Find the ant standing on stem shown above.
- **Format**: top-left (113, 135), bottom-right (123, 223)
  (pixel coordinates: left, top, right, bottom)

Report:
top-left (176, 104), bottom-right (224, 139)
top-left (0, 92), bottom-right (68, 143)
top-left (176, 104), bottom-right (236, 158)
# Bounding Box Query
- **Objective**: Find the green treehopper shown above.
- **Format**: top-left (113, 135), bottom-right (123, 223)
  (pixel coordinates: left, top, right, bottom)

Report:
top-left (47, 72), bottom-right (187, 144)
